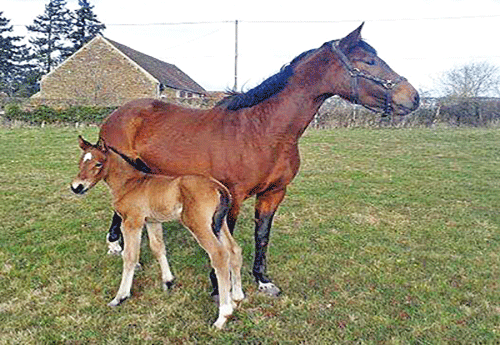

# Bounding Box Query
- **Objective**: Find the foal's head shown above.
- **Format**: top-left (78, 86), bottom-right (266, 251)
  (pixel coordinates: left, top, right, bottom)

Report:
top-left (71, 136), bottom-right (108, 195)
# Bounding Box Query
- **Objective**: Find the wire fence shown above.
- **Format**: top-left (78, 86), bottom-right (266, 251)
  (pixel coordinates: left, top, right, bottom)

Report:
top-left (2, 95), bottom-right (500, 129)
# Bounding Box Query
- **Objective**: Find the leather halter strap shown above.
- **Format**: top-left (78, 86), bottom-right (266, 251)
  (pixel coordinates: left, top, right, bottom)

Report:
top-left (331, 40), bottom-right (406, 115)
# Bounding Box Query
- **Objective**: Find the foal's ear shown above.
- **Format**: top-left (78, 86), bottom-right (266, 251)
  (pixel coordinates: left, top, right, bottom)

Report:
top-left (96, 137), bottom-right (109, 153)
top-left (78, 135), bottom-right (93, 150)
top-left (338, 22), bottom-right (364, 53)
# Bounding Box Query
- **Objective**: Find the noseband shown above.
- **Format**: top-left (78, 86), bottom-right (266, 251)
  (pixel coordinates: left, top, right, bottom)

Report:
top-left (332, 40), bottom-right (406, 116)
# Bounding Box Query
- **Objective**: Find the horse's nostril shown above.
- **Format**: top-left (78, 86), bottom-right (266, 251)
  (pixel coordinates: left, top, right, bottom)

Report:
top-left (414, 93), bottom-right (420, 108)
top-left (71, 184), bottom-right (85, 194)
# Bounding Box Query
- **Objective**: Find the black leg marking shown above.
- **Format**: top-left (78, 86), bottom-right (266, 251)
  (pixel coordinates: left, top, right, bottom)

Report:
top-left (253, 209), bottom-right (281, 296)
top-left (108, 212), bottom-right (123, 245)
top-left (253, 210), bottom-right (274, 284)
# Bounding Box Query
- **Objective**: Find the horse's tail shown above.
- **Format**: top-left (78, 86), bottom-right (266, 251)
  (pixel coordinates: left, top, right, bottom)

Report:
top-left (211, 180), bottom-right (232, 239)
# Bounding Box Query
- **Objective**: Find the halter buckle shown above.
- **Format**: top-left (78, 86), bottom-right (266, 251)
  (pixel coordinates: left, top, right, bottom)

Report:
top-left (383, 80), bottom-right (395, 89)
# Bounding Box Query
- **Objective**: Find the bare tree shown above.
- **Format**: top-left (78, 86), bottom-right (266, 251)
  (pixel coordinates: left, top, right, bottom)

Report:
top-left (436, 62), bottom-right (500, 126)
top-left (439, 61), bottom-right (500, 98)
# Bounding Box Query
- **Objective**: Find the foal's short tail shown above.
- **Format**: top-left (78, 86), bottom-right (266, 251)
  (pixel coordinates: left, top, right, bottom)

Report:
top-left (211, 181), bottom-right (232, 239)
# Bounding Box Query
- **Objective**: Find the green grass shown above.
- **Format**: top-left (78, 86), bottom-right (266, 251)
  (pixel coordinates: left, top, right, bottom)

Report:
top-left (0, 126), bottom-right (499, 344)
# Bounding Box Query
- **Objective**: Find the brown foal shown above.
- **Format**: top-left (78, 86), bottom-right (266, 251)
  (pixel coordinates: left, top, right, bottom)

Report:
top-left (71, 136), bottom-right (244, 329)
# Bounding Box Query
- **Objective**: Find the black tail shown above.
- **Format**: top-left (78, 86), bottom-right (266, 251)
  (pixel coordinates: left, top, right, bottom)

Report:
top-left (211, 185), bottom-right (232, 239)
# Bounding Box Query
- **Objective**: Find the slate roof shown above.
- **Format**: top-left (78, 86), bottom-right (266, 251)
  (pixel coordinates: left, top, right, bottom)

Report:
top-left (106, 37), bottom-right (206, 95)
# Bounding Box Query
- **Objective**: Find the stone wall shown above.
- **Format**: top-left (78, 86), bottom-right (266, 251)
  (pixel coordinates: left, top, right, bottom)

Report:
top-left (34, 36), bottom-right (160, 106)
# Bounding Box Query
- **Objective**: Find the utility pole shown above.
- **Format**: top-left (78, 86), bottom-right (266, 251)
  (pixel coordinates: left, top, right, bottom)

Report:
top-left (233, 19), bottom-right (238, 92)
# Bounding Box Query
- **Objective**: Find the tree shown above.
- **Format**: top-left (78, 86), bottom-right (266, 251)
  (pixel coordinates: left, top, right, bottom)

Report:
top-left (67, 0), bottom-right (105, 55)
top-left (0, 12), bottom-right (32, 96)
top-left (27, 0), bottom-right (72, 74)
top-left (438, 61), bottom-right (500, 99)
top-left (437, 62), bottom-right (500, 126)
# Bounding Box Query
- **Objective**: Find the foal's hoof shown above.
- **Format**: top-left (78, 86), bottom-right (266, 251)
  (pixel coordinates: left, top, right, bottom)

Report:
top-left (108, 295), bottom-right (128, 307)
top-left (163, 279), bottom-right (176, 291)
top-left (258, 282), bottom-right (281, 297)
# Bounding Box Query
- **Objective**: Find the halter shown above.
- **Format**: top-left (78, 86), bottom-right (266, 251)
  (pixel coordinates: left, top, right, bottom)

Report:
top-left (331, 40), bottom-right (406, 116)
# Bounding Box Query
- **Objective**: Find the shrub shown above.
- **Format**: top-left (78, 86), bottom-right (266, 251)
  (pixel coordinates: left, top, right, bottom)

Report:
top-left (3, 104), bottom-right (116, 125)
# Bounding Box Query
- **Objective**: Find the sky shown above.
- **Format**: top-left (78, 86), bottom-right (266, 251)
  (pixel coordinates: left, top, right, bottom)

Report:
top-left (3, 0), bottom-right (500, 94)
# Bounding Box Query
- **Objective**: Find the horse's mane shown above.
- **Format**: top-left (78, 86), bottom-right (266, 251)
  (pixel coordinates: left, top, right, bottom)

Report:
top-left (353, 40), bottom-right (377, 55)
top-left (216, 48), bottom-right (317, 111)
top-left (216, 40), bottom-right (376, 111)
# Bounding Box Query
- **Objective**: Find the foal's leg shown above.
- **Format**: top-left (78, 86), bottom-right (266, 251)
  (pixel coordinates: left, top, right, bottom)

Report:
top-left (253, 188), bottom-right (286, 297)
top-left (109, 217), bottom-right (143, 307)
top-left (146, 222), bottom-right (175, 290)
top-left (210, 200), bottom-right (241, 298)
top-left (220, 223), bottom-right (244, 302)
top-left (182, 215), bottom-right (233, 329)
top-left (204, 238), bottom-right (232, 329)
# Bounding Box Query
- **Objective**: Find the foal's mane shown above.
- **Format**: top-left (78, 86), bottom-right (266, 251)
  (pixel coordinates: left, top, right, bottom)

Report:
top-left (216, 40), bottom-right (377, 112)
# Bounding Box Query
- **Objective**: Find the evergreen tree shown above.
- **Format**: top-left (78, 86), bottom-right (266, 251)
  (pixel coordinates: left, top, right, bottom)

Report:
top-left (26, 0), bottom-right (72, 73)
top-left (0, 11), bottom-right (32, 96)
top-left (68, 0), bottom-right (105, 55)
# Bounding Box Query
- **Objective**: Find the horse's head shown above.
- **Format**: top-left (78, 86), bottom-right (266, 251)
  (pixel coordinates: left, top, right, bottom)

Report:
top-left (71, 136), bottom-right (108, 195)
top-left (325, 23), bottom-right (419, 116)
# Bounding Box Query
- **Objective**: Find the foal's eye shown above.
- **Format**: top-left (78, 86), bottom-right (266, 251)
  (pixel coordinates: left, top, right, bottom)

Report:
top-left (95, 162), bottom-right (103, 168)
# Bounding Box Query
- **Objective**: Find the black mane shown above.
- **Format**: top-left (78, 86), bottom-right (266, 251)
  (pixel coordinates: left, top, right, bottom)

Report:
top-left (216, 49), bottom-right (317, 111)
top-left (353, 40), bottom-right (377, 55)
top-left (216, 40), bottom-right (376, 111)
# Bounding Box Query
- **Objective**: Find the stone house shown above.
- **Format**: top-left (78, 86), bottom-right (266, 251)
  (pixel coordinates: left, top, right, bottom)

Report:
top-left (32, 35), bottom-right (206, 106)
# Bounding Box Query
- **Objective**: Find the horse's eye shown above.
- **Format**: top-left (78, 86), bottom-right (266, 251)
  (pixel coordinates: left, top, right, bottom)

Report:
top-left (366, 59), bottom-right (376, 66)
top-left (95, 162), bottom-right (103, 168)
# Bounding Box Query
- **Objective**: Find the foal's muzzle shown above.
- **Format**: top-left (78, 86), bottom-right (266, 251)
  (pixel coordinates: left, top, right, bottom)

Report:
top-left (71, 182), bottom-right (87, 195)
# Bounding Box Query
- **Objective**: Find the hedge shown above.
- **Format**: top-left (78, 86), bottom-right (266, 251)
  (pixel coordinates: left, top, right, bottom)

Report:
top-left (3, 104), bottom-right (116, 125)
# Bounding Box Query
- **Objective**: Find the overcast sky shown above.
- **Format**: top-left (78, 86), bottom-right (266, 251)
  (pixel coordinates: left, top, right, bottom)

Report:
top-left (4, 0), bottom-right (500, 94)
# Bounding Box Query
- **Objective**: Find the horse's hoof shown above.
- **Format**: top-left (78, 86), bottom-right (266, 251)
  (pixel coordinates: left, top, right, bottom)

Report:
top-left (106, 235), bottom-right (123, 255)
top-left (211, 293), bottom-right (220, 305)
top-left (258, 282), bottom-right (281, 297)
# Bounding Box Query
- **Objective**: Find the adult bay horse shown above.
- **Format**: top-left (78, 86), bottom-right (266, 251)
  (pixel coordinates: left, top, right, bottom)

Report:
top-left (99, 23), bottom-right (420, 297)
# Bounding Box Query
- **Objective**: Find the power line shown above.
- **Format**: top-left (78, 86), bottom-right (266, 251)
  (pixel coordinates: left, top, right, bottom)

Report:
top-left (11, 14), bottom-right (500, 27)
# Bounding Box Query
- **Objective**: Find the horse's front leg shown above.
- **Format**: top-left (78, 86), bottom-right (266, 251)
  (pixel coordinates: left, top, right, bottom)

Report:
top-left (106, 212), bottom-right (124, 255)
top-left (253, 188), bottom-right (286, 297)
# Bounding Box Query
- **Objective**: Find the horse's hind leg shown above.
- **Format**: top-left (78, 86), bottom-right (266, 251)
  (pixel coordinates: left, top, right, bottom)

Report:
top-left (109, 217), bottom-right (143, 307)
top-left (146, 222), bottom-right (175, 289)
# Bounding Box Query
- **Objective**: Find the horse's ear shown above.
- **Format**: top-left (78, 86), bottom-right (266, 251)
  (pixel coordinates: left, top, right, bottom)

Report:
top-left (78, 135), bottom-right (93, 150)
top-left (338, 22), bottom-right (364, 53)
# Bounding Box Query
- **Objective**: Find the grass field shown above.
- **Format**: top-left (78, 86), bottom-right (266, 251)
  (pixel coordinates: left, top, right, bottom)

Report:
top-left (0, 126), bottom-right (499, 344)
